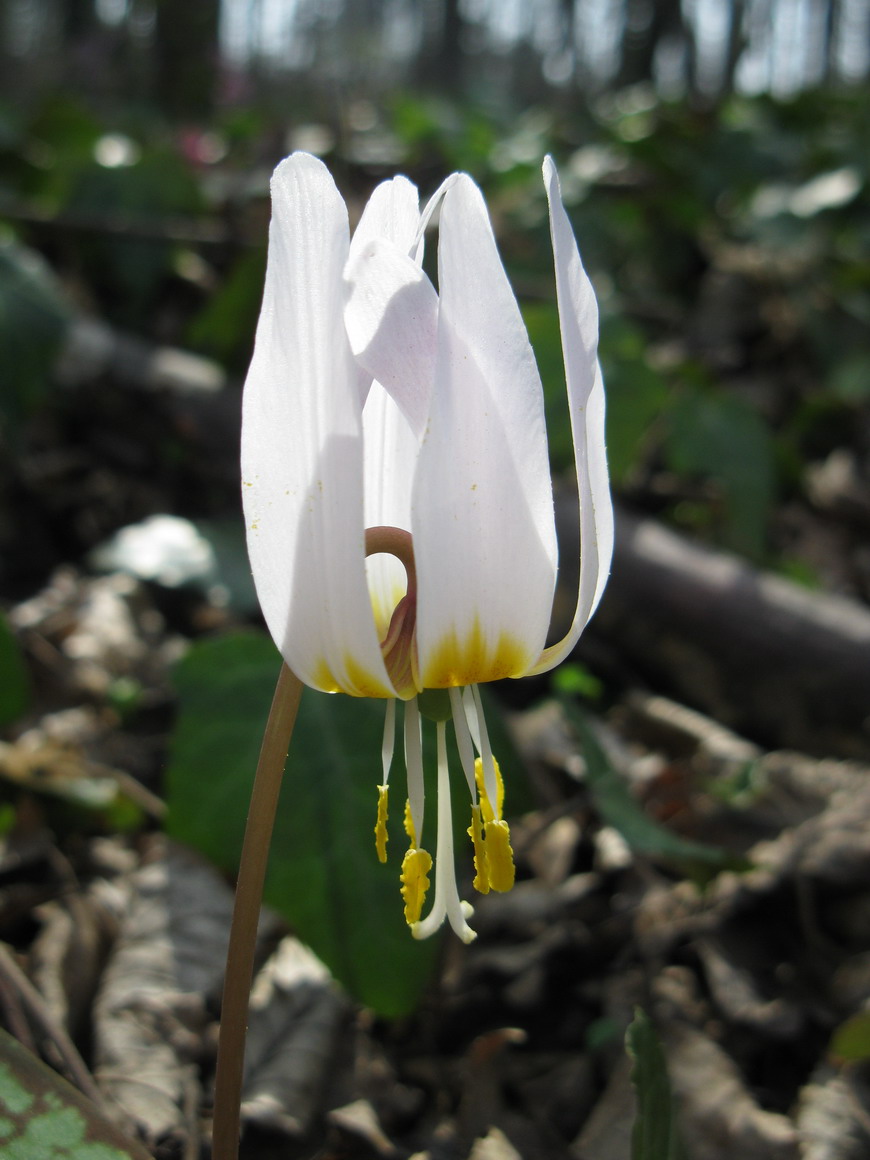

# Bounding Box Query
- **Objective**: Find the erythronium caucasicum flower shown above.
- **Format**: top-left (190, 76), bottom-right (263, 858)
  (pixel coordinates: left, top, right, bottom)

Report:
top-left (242, 152), bottom-right (613, 943)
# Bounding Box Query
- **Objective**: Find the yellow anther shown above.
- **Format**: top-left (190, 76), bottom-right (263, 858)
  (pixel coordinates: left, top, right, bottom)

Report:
top-left (374, 785), bottom-right (389, 864)
top-left (474, 756), bottom-right (504, 823)
top-left (468, 804), bottom-right (489, 894)
top-left (483, 819), bottom-right (515, 892)
top-left (403, 798), bottom-right (417, 845)
top-left (400, 846), bottom-right (432, 926)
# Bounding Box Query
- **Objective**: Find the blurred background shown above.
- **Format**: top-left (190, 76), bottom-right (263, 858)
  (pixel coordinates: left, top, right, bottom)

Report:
top-left (3, 0), bottom-right (870, 744)
top-left (3, 0), bottom-right (870, 591)
top-left (2, 6), bottom-right (870, 1155)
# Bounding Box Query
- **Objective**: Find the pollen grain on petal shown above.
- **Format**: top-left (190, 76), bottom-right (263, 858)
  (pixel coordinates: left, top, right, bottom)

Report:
top-left (421, 618), bottom-right (529, 688)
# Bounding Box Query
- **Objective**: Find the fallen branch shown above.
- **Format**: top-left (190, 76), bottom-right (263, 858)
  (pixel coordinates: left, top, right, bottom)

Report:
top-left (560, 495), bottom-right (870, 759)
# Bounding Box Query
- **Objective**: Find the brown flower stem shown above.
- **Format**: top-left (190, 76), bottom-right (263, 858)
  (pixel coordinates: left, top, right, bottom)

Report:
top-left (212, 661), bottom-right (303, 1160)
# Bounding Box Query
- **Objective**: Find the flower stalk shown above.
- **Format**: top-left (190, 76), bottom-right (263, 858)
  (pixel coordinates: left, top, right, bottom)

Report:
top-left (212, 662), bottom-right (303, 1160)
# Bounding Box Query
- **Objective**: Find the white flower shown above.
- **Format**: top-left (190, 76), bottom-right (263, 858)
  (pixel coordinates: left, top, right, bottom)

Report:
top-left (242, 152), bottom-right (613, 941)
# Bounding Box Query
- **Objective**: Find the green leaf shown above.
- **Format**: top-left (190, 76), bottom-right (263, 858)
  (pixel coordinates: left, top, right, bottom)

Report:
top-left (0, 612), bottom-right (29, 727)
top-left (665, 391), bottom-right (774, 560)
top-left (0, 240), bottom-right (70, 431)
top-left (167, 634), bottom-right (528, 1015)
top-left (0, 1028), bottom-right (151, 1159)
top-left (828, 354), bottom-right (870, 404)
top-left (829, 1010), bottom-right (870, 1063)
top-left (522, 302), bottom-right (574, 471)
top-left (626, 1008), bottom-right (687, 1160)
top-left (166, 634), bottom-right (444, 1016)
top-left (599, 317), bottom-right (672, 484)
top-left (561, 699), bottom-right (750, 884)
top-left (187, 248), bottom-right (267, 370)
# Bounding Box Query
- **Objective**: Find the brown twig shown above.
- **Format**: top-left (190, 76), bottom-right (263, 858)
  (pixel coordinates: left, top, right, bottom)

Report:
top-left (0, 941), bottom-right (105, 1109)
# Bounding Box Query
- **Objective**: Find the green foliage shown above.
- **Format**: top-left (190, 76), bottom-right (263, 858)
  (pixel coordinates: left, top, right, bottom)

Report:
top-left (168, 636), bottom-right (412, 1014)
top-left (390, 94), bottom-right (497, 177)
top-left (829, 1010), bottom-right (870, 1063)
top-left (4, 83), bottom-right (869, 574)
top-left (561, 697), bottom-right (750, 884)
top-left (0, 1028), bottom-right (151, 1159)
top-left (664, 389), bottom-right (775, 559)
top-left (0, 612), bottom-right (29, 727)
top-left (626, 1008), bottom-right (687, 1160)
top-left (62, 143), bottom-right (204, 325)
top-left (187, 248), bottom-right (267, 370)
top-left (167, 633), bottom-right (528, 1015)
top-left (598, 317), bottom-right (671, 485)
top-left (551, 662), bottom-right (603, 702)
top-left (0, 240), bottom-right (69, 430)
top-left (0, 763), bottom-right (145, 837)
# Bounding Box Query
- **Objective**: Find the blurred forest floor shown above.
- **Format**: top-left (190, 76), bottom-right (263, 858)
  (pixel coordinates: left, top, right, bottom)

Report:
top-left (1, 85), bottom-right (870, 1158)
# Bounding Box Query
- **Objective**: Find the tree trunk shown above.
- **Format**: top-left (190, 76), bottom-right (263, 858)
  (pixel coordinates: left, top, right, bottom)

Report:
top-left (153, 0), bottom-right (220, 121)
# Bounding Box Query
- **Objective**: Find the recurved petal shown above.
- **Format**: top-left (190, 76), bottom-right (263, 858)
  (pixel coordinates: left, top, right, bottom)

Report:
top-left (344, 239), bottom-right (437, 438)
top-left (529, 157), bottom-right (614, 675)
top-left (241, 152), bottom-right (395, 698)
top-left (413, 174), bottom-right (558, 689)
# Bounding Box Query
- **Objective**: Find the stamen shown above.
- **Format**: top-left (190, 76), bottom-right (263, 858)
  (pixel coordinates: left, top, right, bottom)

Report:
top-left (468, 804), bottom-right (489, 893)
top-left (471, 746), bottom-right (516, 895)
top-left (403, 696), bottom-right (425, 845)
top-left (400, 846), bottom-right (432, 925)
top-left (403, 798), bottom-right (416, 843)
top-left (483, 817), bottom-right (515, 892)
top-left (412, 721), bottom-right (477, 943)
top-left (470, 684), bottom-right (499, 819)
top-left (381, 698), bottom-right (396, 786)
top-left (449, 686), bottom-right (477, 800)
top-left (374, 785), bottom-right (389, 863)
top-left (474, 756), bottom-right (504, 824)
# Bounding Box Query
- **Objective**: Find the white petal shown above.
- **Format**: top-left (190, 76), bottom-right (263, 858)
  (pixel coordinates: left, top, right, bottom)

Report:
top-left (350, 175), bottom-right (420, 259)
top-left (412, 173), bottom-right (459, 260)
top-left (362, 382), bottom-right (418, 637)
top-left (241, 152), bottom-right (394, 698)
top-left (413, 175), bottom-right (558, 689)
top-left (530, 157), bottom-right (614, 675)
top-left (345, 239), bottom-right (437, 437)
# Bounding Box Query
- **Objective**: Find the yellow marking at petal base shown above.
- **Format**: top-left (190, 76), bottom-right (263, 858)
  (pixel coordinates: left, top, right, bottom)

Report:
top-left (344, 654), bottom-right (394, 699)
top-left (400, 846), bottom-right (432, 925)
top-left (483, 819), bottom-right (515, 892)
top-left (403, 798), bottom-right (416, 845)
top-left (474, 756), bottom-right (504, 824)
top-left (421, 619), bottom-right (529, 688)
top-left (310, 656), bottom-right (392, 698)
top-left (312, 659), bottom-right (342, 694)
top-left (468, 804), bottom-right (489, 894)
top-left (375, 785), bottom-right (389, 863)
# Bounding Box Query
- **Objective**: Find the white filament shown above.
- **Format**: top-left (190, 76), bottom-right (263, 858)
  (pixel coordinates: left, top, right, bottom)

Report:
top-left (381, 697), bottom-right (396, 787)
top-left (403, 696), bottom-right (425, 844)
top-left (412, 720), bottom-right (476, 943)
